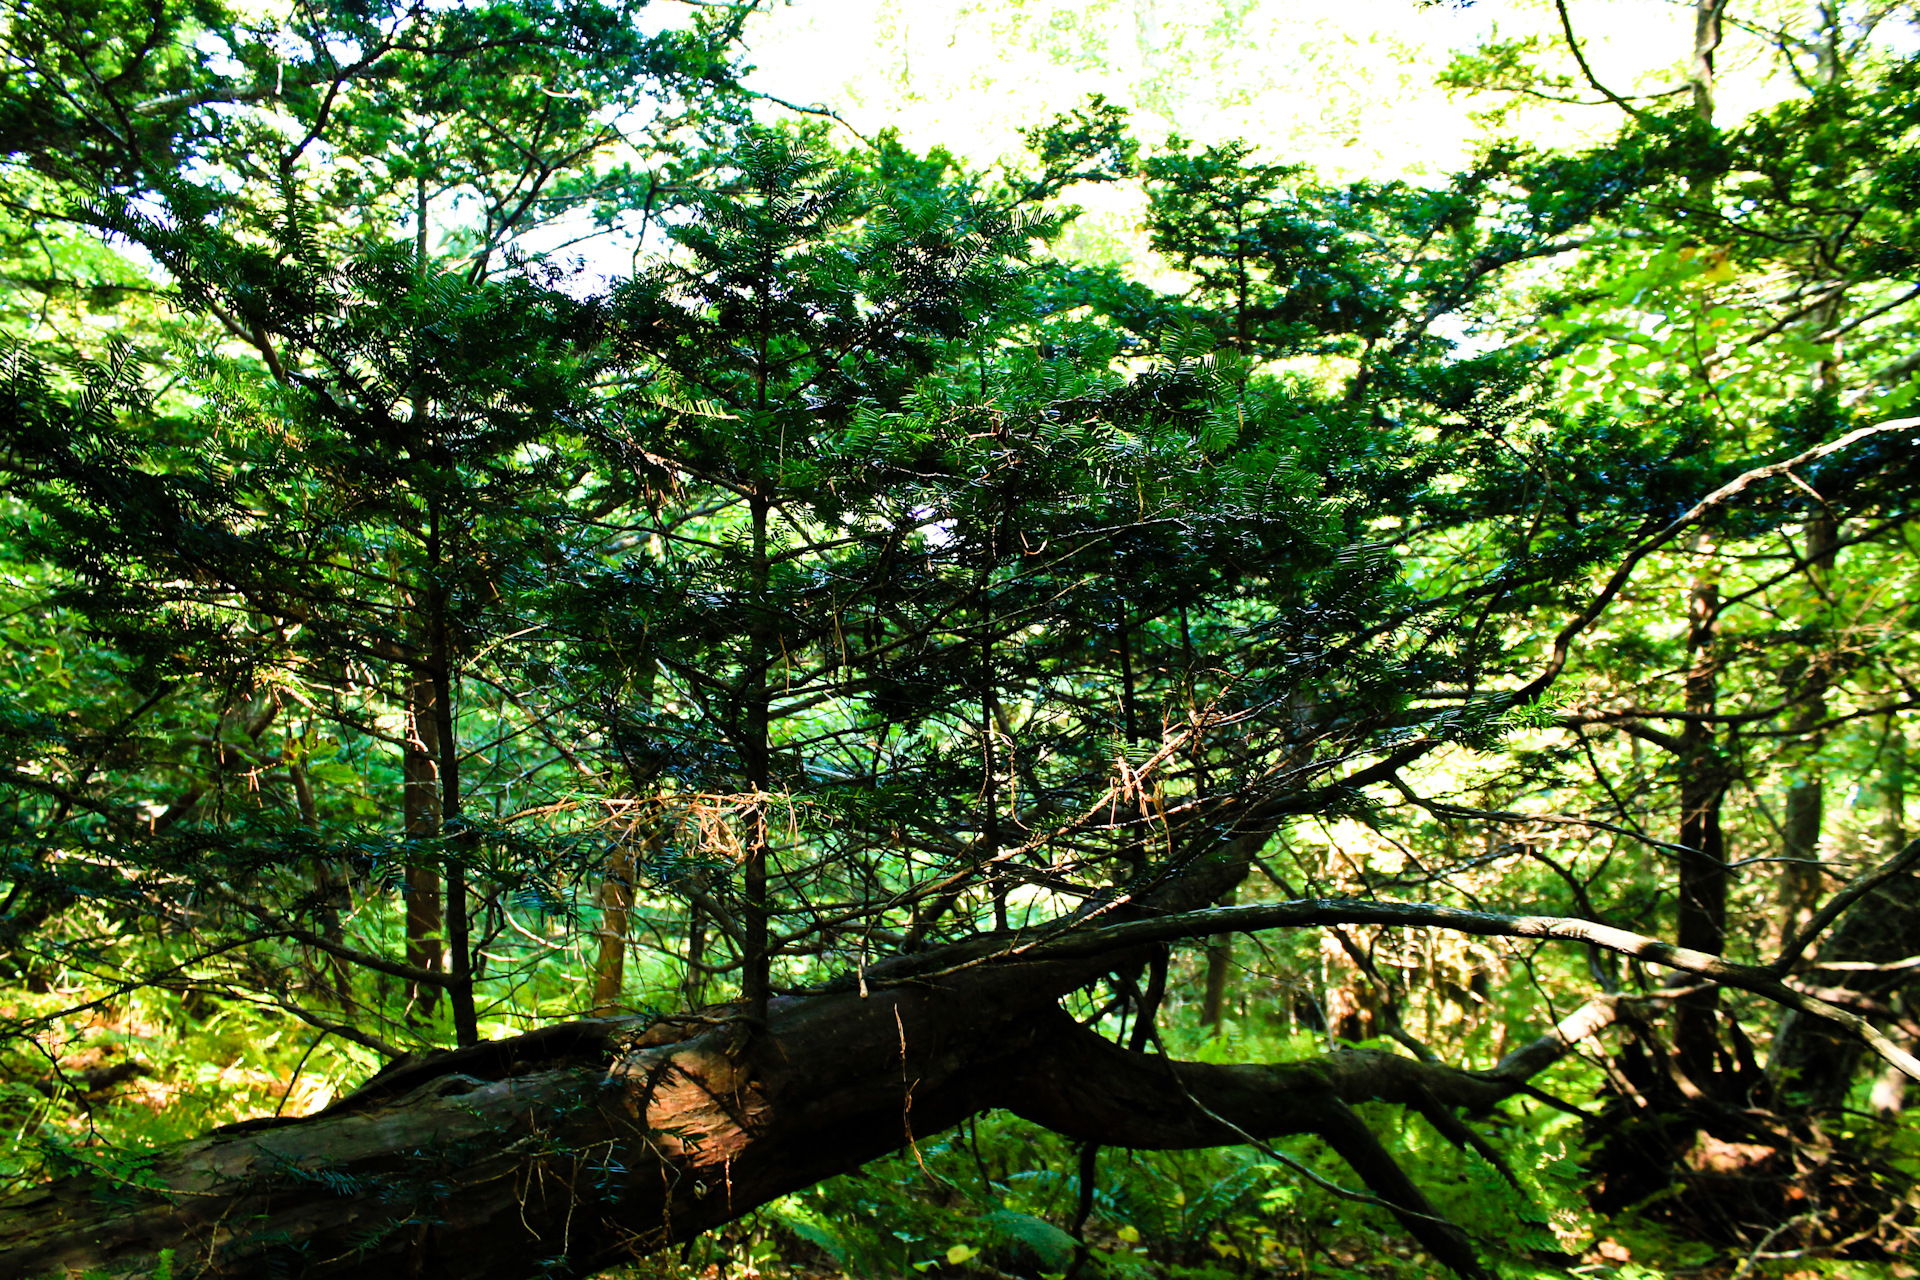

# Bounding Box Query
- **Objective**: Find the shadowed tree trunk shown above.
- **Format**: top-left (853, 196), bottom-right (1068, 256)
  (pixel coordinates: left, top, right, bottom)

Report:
top-left (1672, 536), bottom-right (1728, 1085)
top-left (1669, 0), bottom-right (1729, 1092)
top-left (10, 881), bottom-right (1914, 1280)
top-left (1774, 516), bottom-right (1839, 950)
top-left (403, 667), bottom-right (444, 1019)
top-left (1771, 758), bottom-right (1920, 1114)
top-left (1769, 870), bottom-right (1920, 1113)
top-left (1201, 887), bottom-right (1235, 1032)
top-left (0, 937), bottom-right (1516, 1280)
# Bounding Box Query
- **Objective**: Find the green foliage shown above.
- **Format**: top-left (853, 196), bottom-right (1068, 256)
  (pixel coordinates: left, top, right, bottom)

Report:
top-left (7, 3), bottom-right (1920, 1277)
top-left (749, 1022), bottom-right (1601, 1280)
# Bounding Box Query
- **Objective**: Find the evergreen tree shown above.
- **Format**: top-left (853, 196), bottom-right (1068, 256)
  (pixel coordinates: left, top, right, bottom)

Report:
top-left (5, 5), bottom-right (1920, 1278)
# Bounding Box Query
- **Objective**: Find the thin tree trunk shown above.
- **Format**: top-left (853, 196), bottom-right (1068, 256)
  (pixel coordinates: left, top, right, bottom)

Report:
top-left (1670, 2), bottom-right (1727, 1078)
top-left (1672, 538), bottom-right (1726, 1083)
top-left (400, 244), bottom-right (445, 1024)
top-left (431, 619), bottom-right (479, 1048)
top-left (1775, 516), bottom-right (1839, 949)
top-left (1688, 0), bottom-right (1724, 122)
top-left (683, 894), bottom-right (708, 1009)
top-left (591, 824), bottom-right (660, 1017)
top-left (1201, 887), bottom-right (1235, 1033)
top-left (590, 848), bottom-right (634, 1016)
top-left (594, 649), bottom-right (660, 1016)
top-left (403, 668), bottom-right (444, 1019)
top-left (983, 630), bottom-right (1008, 930)
top-left (742, 491), bottom-right (773, 1024)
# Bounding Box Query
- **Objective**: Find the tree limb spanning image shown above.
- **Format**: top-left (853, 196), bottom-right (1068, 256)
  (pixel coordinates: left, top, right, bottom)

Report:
top-left (1, 1), bottom-right (1919, 1277)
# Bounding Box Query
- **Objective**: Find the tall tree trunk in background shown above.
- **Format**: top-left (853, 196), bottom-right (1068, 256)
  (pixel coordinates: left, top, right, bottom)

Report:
top-left (1202, 887), bottom-right (1235, 1033)
top-left (1672, 536), bottom-right (1727, 1083)
top-left (683, 895), bottom-right (708, 1009)
top-left (1772, 738), bottom-right (1920, 1113)
top-left (427, 551), bottom-right (481, 1048)
top-left (403, 667), bottom-right (444, 1019)
top-left (591, 811), bottom-right (668, 1018)
top-left (402, 209), bottom-right (445, 1023)
top-left (1775, 519), bottom-right (1838, 949)
top-left (1670, 0), bottom-right (1729, 1085)
top-left (983, 631), bottom-right (1009, 930)
top-left (741, 490), bottom-right (773, 1024)
top-left (592, 650), bottom-right (659, 1016)
top-left (1775, 17), bottom-right (1848, 934)
top-left (591, 840), bottom-right (637, 1016)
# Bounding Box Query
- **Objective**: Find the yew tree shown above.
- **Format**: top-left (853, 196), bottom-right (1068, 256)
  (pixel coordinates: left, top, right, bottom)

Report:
top-left (5, 3), bottom-right (1920, 1279)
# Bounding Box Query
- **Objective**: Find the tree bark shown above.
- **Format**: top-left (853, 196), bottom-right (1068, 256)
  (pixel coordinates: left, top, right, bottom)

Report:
top-left (1774, 515), bottom-right (1838, 950)
top-left (9, 882), bottom-right (1915, 1280)
top-left (1201, 887), bottom-right (1236, 1032)
top-left (1672, 534), bottom-right (1727, 1084)
top-left (0, 911), bottom-right (1578, 1280)
top-left (1771, 740), bottom-right (1920, 1112)
top-left (403, 668), bottom-right (444, 1019)
top-left (589, 839), bottom-right (637, 1016)
top-left (0, 1008), bottom-right (1509, 1280)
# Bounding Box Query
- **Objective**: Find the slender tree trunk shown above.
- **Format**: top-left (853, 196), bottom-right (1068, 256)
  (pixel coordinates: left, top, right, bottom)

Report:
top-left (1775, 516), bottom-right (1838, 949)
top-left (1776, 770), bottom-right (1824, 944)
top-left (982, 630), bottom-right (1009, 930)
top-left (403, 668), bottom-right (444, 1019)
top-left (1672, 539), bottom-right (1727, 1083)
top-left (1201, 887), bottom-right (1236, 1033)
top-left (429, 580), bottom-right (480, 1048)
top-left (593, 809), bottom-right (668, 1018)
top-left (590, 841), bottom-right (636, 1016)
top-left (1671, 3), bottom-right (1727, 1081)
top-left (595, 648), bottom-right (660, 1015)
top-left (1689, 0), bottom-right (1723, 122)
top-left (683, 895), bottom-right (708, 1009)
top-left (400, 234), bottom-right (445, 1024)
top-left (742, 491), bottom-right (773, 1024)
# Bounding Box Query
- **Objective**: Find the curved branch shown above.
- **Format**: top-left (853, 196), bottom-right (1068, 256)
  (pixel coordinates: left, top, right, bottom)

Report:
top-left (992, 896), bottom-right (1920, 1080)
top-left (1550, 0), bottom-right (1653, 123)
top-left (1516, 417), bottom-right (1920, 706)
top-left (1773, 836), bottom-right (1920, 974)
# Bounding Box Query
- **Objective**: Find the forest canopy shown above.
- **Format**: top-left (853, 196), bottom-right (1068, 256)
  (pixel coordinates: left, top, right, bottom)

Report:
top-left (2, 1), bottom-right (1920, 1278)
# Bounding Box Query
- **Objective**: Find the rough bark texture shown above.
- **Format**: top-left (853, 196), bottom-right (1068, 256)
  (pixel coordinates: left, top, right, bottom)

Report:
top-left (1672, 542), bottom-right (1728, 1084)
top-left (9, 879), bottom-right (1914, 1280)
top-left (0, 922), bottom-right (1555, 1280)
top-left (402, 668), bottom-right (444, 1018)
top-left (1200, 887), bottom-right (1236, 1031)
top-left (589, 840), bottom-right (637, 1017)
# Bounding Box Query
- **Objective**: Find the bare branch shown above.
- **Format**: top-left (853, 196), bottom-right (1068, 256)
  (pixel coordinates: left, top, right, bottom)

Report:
top-left (977, 895), bottom-right (1920, 1080)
